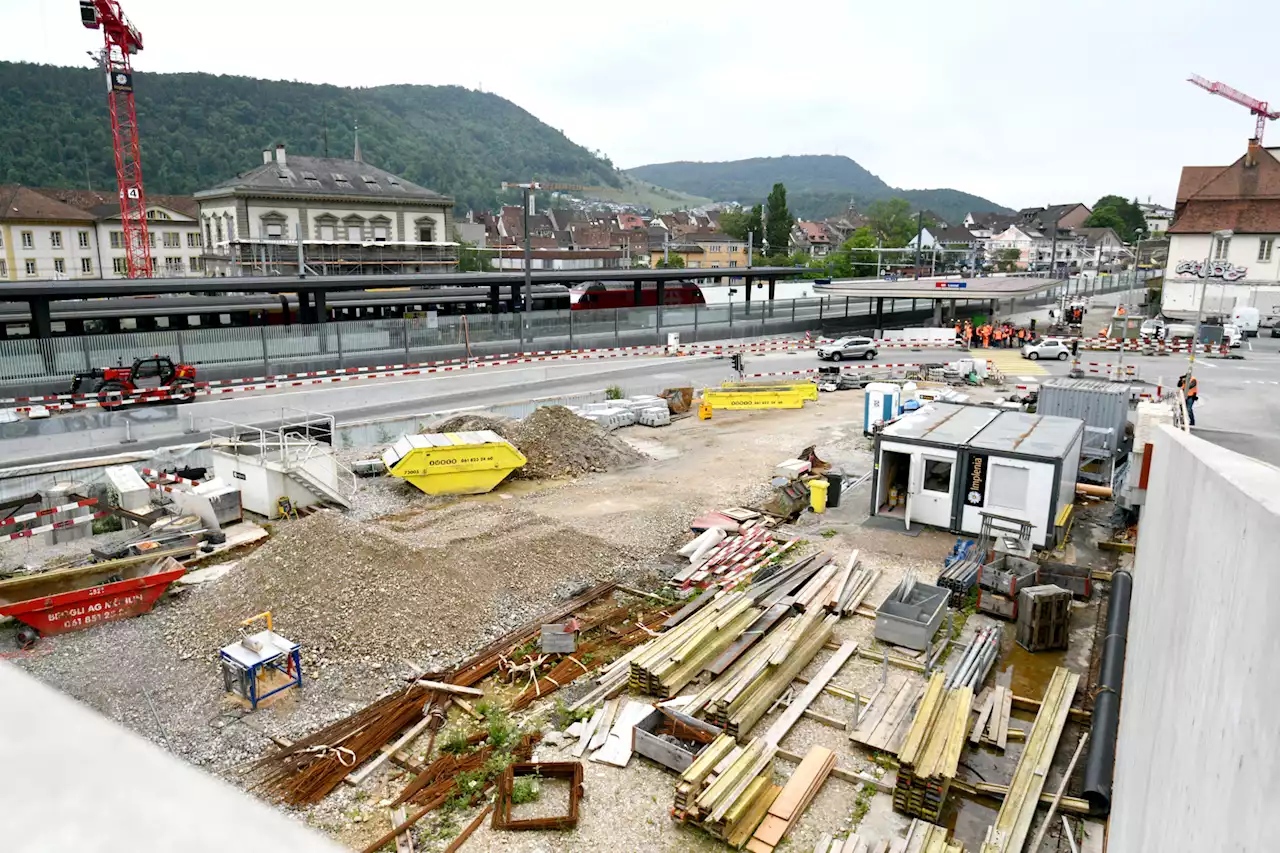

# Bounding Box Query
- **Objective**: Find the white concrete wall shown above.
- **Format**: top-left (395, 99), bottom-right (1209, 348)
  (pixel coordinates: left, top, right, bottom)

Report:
top-left (1165, 232), bottom-right (1280, 283)
top-left (1, 221), bottom-right (101, 281)
top-left (1109, 426), bottom-right (1280, 852)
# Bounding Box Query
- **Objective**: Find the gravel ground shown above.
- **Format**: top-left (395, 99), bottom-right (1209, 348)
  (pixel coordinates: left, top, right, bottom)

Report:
top-left (10, 387), bottom-right (1017, 852)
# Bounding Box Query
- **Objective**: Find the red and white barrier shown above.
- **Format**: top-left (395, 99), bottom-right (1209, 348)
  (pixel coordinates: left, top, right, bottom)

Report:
top-left (141, 469), bottom-right (202, 488)
top-left (4, 510), bottom-right (109, 541)
top-left (0, 498), bottom-right (98, 529)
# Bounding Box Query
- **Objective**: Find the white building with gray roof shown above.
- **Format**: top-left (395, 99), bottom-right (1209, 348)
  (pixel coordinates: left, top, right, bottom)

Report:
top-left (195, 143), bottom-right (456, 276)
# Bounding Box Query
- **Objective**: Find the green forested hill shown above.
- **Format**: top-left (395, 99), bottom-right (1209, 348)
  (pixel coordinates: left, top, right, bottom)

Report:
top-left (0, 61), bottom-right (620, 212)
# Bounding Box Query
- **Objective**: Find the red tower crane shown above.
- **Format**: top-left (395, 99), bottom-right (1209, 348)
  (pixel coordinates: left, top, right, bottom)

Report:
top-left (80, 0), bottom-right (151, 278)
top-left (1188, 73), bottom-right (1280, 144)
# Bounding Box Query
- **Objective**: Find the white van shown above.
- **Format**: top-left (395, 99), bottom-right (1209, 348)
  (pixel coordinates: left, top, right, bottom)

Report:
top-left (1231, 307), bottom-right (1260, 337)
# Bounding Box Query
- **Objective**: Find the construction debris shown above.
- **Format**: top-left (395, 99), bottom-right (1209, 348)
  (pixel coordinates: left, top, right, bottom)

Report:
top-left (1015, 585), bottom-right (1072, 652)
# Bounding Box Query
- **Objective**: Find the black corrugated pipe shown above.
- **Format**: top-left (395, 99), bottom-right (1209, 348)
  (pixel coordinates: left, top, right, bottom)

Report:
top-left (1082, 568), bottom-right (1133, 814)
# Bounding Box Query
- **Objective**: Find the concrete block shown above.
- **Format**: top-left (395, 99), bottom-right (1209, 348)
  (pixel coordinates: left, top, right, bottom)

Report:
top-left (43, 481), bottom-right (91, 545)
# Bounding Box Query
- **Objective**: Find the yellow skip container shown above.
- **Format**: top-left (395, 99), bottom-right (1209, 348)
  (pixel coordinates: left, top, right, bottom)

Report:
top-left (382, 430), bottom-right (527, 495)
top-left (701, 386), bottom-right (809, 410)
top-left (720, 380), bottom-right (819, 401)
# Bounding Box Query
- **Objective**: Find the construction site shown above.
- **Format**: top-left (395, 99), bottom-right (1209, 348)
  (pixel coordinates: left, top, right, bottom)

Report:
top-left (2, 337), bottom-right (1185, 853)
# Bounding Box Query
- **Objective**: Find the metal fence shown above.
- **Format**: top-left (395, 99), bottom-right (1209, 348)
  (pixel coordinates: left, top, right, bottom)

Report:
top-left (0, 272), bottom-right (1144, 387)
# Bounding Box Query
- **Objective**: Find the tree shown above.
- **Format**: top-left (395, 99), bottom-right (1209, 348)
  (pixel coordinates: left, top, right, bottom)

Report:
top-left (456, 240), bottom-right (488, 272)
top-left (764, 183), bottom-right (794, 257)
top-left (1085, 195), bottom-right (1148, 242)
top-left (996, 248), bottom-right (1022, 273)
top-left (655, 254), bottom-right (685, 269)
top-left (864, 198), bottom-right (916, 246)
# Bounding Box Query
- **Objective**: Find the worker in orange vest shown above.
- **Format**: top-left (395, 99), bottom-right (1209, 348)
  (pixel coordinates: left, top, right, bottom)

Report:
top-left (980, 325), bottom-right (991, 348)
top-left (1178, 373), bottom-right (1199, 426)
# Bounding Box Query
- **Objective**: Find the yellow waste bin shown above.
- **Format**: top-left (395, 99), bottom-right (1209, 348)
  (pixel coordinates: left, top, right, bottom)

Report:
top-left (381, 430), bottom-right (527, 495)
top-left (809, 478), bottom-right (829, 514)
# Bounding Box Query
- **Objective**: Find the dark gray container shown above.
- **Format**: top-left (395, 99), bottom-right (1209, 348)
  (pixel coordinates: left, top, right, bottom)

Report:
top-left (1037, 378), bottom-right (1128, 454)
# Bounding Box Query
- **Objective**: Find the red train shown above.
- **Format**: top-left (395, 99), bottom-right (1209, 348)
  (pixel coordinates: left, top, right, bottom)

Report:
top-left (569, 281), bottom-right (707, 309)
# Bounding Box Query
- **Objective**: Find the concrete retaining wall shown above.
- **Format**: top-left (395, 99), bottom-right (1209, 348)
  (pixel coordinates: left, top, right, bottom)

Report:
top-left (1109, 425), bottom-right (1280, 851)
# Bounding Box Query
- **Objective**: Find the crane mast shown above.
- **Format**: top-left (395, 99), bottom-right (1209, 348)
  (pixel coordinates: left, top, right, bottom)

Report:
top-left (81, 0), bottom-right (151, 278)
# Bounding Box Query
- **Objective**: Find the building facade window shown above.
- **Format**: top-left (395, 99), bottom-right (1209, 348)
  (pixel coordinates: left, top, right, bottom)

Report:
top-left (1214, 236), bottom-right (1231, 259)
top-left (163, 231), bottom-right (180, 248)
top-left (215, 219), bottom-right (224, 243)
top-left (319, 224), bottom-right (336, 240)
top-left (21, 231), bottom-right (33, 249)
top-left (79, 230), bottom-right (91, 248)
top-left (344, 218), bottom-right (365, 240)
top-left (0, 260), bottom-right (6, 277)
top-left (1259, 238), bottom-right (1274, 262)
top-left (147, 232), bottom-right (156, 249)
top-left (110, 230), bottom-right (124, 249)
top-left (81, 258), bottom-right (93, 274)
top-left (189, 257), bottom-right (202, 272)
top-left (24, 260), bottom-right (37, 276)
top-left (187, 232), bottom-right (202, 248)
top-left (113, 257), bottom-right (127, 274)
top-left (51, 231), bottom-right (62, 249)
top-left (165, 256), bottom-right (182, 271)
top-left (205, 221), bottom-right (214, 246)
top-left (53, 258), bottom-right (65, 274)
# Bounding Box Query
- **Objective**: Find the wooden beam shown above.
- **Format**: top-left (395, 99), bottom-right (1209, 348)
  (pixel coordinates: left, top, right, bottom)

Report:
top-left (408, 680), bottom-right (484, 698)
top-left (1011, 693), bottom-right (1091, 722)
top-left (346, 712), bottom-right (436, 786)
top-left (764, 641), bottom-right (858, 745)
top-left (775, 746), bottom-right (892, 792)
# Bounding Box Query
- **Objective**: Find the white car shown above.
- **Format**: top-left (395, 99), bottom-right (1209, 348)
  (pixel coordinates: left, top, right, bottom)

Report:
top-left (1223, 323), bottom-right (1242, 348)
top-left (1021, 338), bottom-right (1071, 361)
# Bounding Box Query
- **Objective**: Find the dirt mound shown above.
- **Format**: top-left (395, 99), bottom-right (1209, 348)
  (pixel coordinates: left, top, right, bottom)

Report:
top-left (166, 507), bottom-right (631, 675)
top-left (426, 413), bottom-right (514, 437)
top-left (507, 406), bottom-right (645, 480)
top-left (424, 406), bottom-right (644, 480)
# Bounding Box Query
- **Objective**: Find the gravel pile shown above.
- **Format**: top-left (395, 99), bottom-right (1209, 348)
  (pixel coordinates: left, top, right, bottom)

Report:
top-left (427, 406), bottom-right (645, 480)
top-left (164, 506), bottom-right (634, 675)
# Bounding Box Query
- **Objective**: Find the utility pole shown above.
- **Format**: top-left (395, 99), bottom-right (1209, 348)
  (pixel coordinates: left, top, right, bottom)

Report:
top-left (913, 212), bottom-right (924, 280)
top-left (1189, 229), bottom-right (1233, 379)
top-left (663, 232), bottom-right (670, 266)
top-left (521, 186), bottom-right (531, 348)
top-left (876, 238), bottom-right (883, 279)
top-left (1047, 216), bottom-right (1060, 281)
top-left (746, 231), bottom-right (753, 268)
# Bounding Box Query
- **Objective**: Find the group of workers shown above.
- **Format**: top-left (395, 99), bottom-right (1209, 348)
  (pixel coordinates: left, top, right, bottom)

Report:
top-left (952, 320), bottom-right (1035, 349)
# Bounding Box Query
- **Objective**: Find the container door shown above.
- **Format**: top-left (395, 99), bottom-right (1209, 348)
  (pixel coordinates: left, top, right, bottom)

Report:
top-left (915, 451), bottom-right (957, 528)
top-left (908, 449), bottom-right (958, 529)
top-left (904, 453), bottom-right (920, 530)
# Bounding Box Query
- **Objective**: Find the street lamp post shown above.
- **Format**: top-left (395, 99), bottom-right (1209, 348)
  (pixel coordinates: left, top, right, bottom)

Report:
top-left (1116, 235), bottom-right (1141, 381)
top-left (1189, 228), bottom-right (1233, 378)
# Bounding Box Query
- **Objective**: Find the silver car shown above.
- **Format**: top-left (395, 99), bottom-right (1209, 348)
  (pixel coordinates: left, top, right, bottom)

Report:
top-left (817, 336), bottom-right (878, 361)
top-left (1020, 338), bottom-right (1070, 361)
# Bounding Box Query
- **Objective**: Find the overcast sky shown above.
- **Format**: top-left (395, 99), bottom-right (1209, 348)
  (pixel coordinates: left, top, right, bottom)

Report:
top-left (4, 0), bottom-right (1277, 209)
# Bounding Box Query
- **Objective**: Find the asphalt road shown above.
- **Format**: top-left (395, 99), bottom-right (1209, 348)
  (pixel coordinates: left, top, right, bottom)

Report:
top-left (4, 329), bottom-right (1279, 471)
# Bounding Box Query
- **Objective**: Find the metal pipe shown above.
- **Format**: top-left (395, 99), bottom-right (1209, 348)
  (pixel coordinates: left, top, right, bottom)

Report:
top-left (1082, 568), bottom-right (1132, 813)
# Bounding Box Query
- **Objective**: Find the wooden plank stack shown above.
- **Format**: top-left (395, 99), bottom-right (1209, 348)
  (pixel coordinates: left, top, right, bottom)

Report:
top-left (848, 672), bottom-right (924, 755)
top-left (673, 734), bottom-right (782, 846)
top-left (969, 671), bottom-right (1014, 752)
top-left (746, 746), bottom-right (836, 853)
top-left (628, 593), bottom-right (761, 697)
top-left (893, 672), bottom-right (973, 822)
top-left (980, 667), bottom-right (1080, 853)
top-left (903, 818), bottom-right (966, 853)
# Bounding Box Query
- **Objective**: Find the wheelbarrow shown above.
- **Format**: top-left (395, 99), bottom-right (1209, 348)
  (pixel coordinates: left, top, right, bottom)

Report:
top-left (0, 556), bottom-right (186, 648)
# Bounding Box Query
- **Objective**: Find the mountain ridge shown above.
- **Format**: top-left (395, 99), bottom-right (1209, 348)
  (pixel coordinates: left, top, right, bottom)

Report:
top-left (627, 154), bottom-right (1010, 224)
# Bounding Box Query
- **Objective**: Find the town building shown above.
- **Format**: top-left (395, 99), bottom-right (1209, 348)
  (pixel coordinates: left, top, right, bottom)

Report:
top-left (0, 185), bottom-right (205, 282)
top-left (962, 211), bottom-right (1013, 239)
top-left (1138, 200), bottom-right (1173, 236)
top-left (988, 222), bottom-right (1086, 271)
top-left (647, 230), bottom-right (747, 272)
top-left (1015, 202), bottom-right (1092, 230)
top-left (1073, 226), bottom-right (1127, 270)
top-left (195, 144), bottom-right (456, 276)
top-left (1162, 139), bottom-right (1280, 319)
top-left (791, 220), bottom-right (833, 257)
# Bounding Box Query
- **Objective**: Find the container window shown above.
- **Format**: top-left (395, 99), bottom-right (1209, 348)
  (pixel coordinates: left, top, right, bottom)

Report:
top-left (922, 459), bottom-right (952, 493)
top-left (989, 463), bottom-right (1030, 511)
